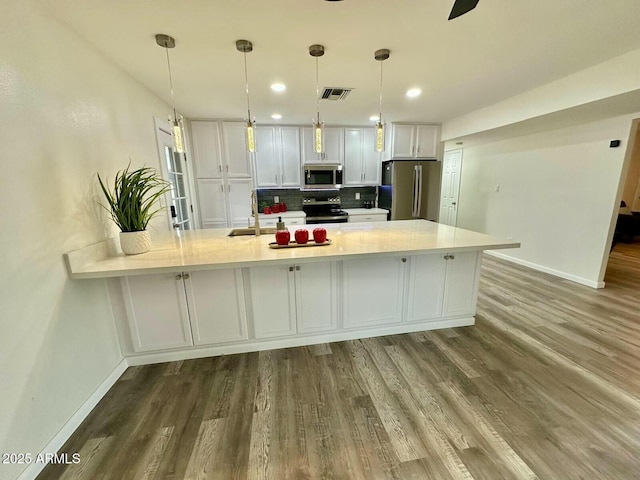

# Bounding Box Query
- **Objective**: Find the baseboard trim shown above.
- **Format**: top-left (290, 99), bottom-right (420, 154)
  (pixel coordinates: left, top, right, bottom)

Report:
top-left (126, 316), bottom-right (475, 366)
top-left (17, 358), bottom-right (129, 480)
top-left (485, 251), bottom-right (605, 289)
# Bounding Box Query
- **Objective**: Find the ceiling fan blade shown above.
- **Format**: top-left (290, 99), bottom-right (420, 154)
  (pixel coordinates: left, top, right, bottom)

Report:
top-left (448, 0), bottom-right (480, 20)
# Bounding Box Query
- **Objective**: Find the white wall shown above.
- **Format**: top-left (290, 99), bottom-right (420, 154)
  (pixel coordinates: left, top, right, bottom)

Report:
top-left (0, 2), bottom-right (172, 479)
top-left (453, 115), bottom-right (637, 287)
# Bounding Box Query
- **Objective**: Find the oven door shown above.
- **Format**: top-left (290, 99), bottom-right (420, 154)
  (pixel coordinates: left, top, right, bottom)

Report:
top-left (305, 215), bottom-right (348, 224)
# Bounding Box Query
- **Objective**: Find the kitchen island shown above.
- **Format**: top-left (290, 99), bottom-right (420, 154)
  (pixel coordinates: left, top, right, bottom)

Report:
top-left (65, 220), bottom-right (519, 364)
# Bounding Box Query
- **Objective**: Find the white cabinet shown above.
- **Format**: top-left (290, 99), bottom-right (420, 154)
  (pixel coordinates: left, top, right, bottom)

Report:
top-left (302, 127), bottom-right (344, 164)
top-left (221, 121), bottom-right (252, 177)
top-left (343, 256), bottom-right (406, 328)
top-left (254, 126), bottom-right (301, 188)
top-left (389, 124), bottom-right (440, 160)
top-left (406, 255), bottom-right (446, 322)
top-left (348, 213), bottom-right (387, 223)
top-left (197, 178), bottom-right (227, 228)
top-left (185, 269), bottom-right (248, 345)
top-left (248, 262), bottom-right (339, 338)
top-left (191, 121), bottom-right (223, 178)
top-left (258, 216), bottom-right (306, 228)
top-left (344, 128), bottom-right (381, 185)
top-left (442, 251), bottom-right (480, 317)
top-left (122, 274), bottom-right (193, 352)
top-left (227, 178), bottom-right (253, 227)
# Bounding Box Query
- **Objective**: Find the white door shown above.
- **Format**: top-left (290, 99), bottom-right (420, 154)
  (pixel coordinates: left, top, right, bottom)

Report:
top-left (439, 149), bottom-right (463, 226)
top-left (254, 126), bottom-right (278, 188)
top-left (391, 124), bottom-right (416, 158)
top-left (226, 178), bottom-right (252, 227)
top-left (155, 119), bottom-right (194, 231)
top-left (249, 265), bottom-right (297, 338)
top-left (362, 128), bottom-right (381, 185)
top-left (279, 127), bottom-right (302, 187)
top-left (343, 256), bottom-right (406, 327)
top-left (185, 269), bottom-right (248, 345)
top-left (415, 125), bottom-right (439, 159)
top-left (324, 127), bottom-right (344, 164)
top-left (222, 121), bottom-right (251, 177)
top-left (122, 274), bottom-right (193, 352)
top-left (190, 121), bottom-right (223, 178)
top-left (295, 262), bottom-right (339, 333)
top-left (344, 128), bottom-right (364, 185)
top-left (406, 255), bottom-right (446, 322)
top-left (197, 178), bottom-right (227, 228)
top-left (443, 251), bottom-right (480, 317)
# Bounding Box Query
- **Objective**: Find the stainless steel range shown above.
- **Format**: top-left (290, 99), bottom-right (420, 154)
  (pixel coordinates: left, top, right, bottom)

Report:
top-left (302, 196), bottom-right (349, 224)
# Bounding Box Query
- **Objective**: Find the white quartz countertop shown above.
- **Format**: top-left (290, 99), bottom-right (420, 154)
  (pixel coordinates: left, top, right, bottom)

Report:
top-left (343, 208), bottom-right (389, 215)
top-left (65, 220), bottom-right (520, 279)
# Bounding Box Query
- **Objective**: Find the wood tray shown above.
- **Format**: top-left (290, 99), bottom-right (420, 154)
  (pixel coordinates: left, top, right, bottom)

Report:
top-left (268, 239), bottom-right (332, 249)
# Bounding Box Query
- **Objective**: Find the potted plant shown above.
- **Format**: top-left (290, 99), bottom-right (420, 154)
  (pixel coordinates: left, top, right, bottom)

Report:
top-left (98, 164), bottom-right (170, 255)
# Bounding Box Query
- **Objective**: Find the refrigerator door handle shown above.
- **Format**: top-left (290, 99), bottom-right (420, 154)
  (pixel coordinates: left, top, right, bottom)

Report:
top-left (412, 165), bottom-right (418, 217)
top-left (415, 164), bottom-right (423, 218)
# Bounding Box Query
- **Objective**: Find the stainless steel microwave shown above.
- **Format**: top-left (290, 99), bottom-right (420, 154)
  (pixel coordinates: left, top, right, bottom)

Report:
top-left (302, 164), bottom-right (343, 190)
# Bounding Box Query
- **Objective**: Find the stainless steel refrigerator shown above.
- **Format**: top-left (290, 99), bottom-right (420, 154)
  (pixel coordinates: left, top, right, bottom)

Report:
top-left (379, 160), bottom-right (441, 221)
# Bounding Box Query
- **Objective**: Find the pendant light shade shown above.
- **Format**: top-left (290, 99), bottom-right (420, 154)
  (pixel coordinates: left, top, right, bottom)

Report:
top-left (236, 39), bottom-right (256, 153)
top-left (309, 44), bottom-right (325, 155)
top-left (374, 49), bottom-right (390, 153)
top-left (156, 34), bottom-right (184, 154)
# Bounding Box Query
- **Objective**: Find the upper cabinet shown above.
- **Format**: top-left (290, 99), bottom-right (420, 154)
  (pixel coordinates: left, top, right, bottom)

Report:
top-left (254, 126), bottom-right (302, 188)
top-left (388, 124), bottom-right (440, 160)
top-left (191, 121), bottom-right (223, 178)
top-left (302, 127), bottom-right (344, 164)
top-left (344, 128), bottom-right (381, 186)
top-left (221, 121), bottom-right (252, 177)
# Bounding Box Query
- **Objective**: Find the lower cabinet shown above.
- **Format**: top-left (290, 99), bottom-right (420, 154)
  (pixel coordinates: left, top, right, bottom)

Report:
top-left (248, 261), bottom-right (339, 338)
top-left (442, 251), bottom-right (480, 317)
top-left (185, 269), bottom-right (248, 345)
top-left (343, 256), bottom-right (406, 328)
top-left (348, 213), bottom-right (387, 223)
top-left (122, 273), bottom-right (193, 352)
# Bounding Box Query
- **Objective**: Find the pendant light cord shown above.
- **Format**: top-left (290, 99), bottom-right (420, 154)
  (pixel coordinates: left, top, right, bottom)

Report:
top-left (315, 56), bottom-right (320, 124)
top-left (243, 51), bottom-right (252, 120)
top-left (378, 60), bottom-right (384, 121)
top-left (164, 45), bottom-right (178, 120)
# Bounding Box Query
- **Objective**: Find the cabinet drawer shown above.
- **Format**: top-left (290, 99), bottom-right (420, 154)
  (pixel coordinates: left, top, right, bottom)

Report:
top-left (348, 214), bottom-right (387, 223)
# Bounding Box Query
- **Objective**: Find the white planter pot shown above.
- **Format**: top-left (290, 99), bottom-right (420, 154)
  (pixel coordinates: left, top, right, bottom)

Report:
top-left (119, 230), bottom-right (152, 255)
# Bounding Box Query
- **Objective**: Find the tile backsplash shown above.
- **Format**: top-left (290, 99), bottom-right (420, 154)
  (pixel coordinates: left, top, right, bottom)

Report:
top-left (257, 187), bottom-right (377, 211)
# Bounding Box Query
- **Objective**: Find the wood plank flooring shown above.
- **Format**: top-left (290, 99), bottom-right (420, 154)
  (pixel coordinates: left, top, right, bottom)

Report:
top-left (38, 244), bottom-right (640, 479)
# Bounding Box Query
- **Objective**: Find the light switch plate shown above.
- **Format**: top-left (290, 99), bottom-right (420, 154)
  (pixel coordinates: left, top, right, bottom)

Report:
top-left (355, 193), bottom-right (360, 200)
top-left (274, 195), bottom-right (280, 203)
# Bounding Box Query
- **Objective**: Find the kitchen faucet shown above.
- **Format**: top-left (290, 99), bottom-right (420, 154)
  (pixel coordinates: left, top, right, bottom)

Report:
top-left (250, 190), bottom-right (261, 236)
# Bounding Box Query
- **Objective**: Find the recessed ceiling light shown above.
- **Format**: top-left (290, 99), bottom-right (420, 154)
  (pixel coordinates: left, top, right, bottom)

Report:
top-left (369, 115), bottom-right (379, 122)
top-left (406, 88), bottom-right (422, 98)
top-left (271, 113), bottom-right (282, 120)
top-left (271, 83), bottom-right (286, 93)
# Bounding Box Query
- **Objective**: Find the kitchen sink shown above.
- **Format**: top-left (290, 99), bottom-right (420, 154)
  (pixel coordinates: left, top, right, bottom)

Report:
top-left (227, 227), bottom-right (277, 237)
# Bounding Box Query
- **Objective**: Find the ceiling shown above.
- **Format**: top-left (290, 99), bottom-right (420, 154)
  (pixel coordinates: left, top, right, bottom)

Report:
top-left (39, 0), bottom-right (640, 126)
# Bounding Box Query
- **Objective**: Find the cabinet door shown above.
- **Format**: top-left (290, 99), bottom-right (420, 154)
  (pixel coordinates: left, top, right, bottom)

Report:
top-left (406, 255), bottom-right (446, 322)
top-left (287, 217), bottom-right (305, 226)
top-left (295, 262), bottom-right (339, 333)
top-left (391, 125), bottom-right (416, 158)
top-left (343, 256), bottom-right (405, 328)
top-left (301, 127), bottom-right (322, 164)
top-left (190, 121), bottom-right (223, 178)
top-left (226, 178), bottom-right (252, 227)
top-left (443, 251), bottom-right (480, 317)
top-left (254, 126), bottom-right (279, 188)
top-left (324, 127), bottom-right (344, 164)
top-left (248, 265), bottom-right (297, 338)
top-left (197, 178), bottom-right (228, 226)
top-left (222, 121), bottom-right (251, 177)
top-left (122, 274), bottom-right (193, 352)
top-left (362, 128), bottom-right (382, 185)
top-left (185, 269), bottom-right (248, 345)
top-left (344, 128), bottom-right (364, 185)
top-left (279, 127), bottom-right (302, 187)
top-left (415, 125), bottom-right (439, 159)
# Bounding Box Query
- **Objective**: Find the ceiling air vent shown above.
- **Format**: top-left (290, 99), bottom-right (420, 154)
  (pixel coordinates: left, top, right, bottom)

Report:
top-left (321, 87), bottom-right (353, 101)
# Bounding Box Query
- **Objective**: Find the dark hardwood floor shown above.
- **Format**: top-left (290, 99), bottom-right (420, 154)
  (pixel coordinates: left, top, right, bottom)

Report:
top-left (38, 244), bottom-right (640, 479)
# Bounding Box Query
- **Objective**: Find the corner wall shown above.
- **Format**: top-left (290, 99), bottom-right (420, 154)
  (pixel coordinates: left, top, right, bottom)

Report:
top-left (0, 2), bottom-right (172, 479)
top-left (453, 115), bottom-right (637, 287)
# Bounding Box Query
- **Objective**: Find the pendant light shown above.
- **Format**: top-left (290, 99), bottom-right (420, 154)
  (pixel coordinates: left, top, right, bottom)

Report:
top-left (309, 44), bottom-right (325, 155)
top-left (374, 49), bottom-right (390, 153)
top-left (236, 39), bottom-right (256, 153)
top-left (155, 34), bottom-right (184, 154)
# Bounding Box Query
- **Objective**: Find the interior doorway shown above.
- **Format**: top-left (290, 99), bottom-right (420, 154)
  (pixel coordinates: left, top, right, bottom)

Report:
top-left (439, 149), bottom-right (463, 226)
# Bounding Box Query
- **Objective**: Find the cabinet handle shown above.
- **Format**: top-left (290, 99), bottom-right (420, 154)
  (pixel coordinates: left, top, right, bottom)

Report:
top-left (218, 165), bottom-right (222, 173)
top-left (444, 254), bottom-right (455, 260)
top-left (363, 173), bottom-right (366, 182)
top-left (295, 266), bottom-right (301, 271)
top-left (182, 273), bottom-right (190, 279)
top-left (275, 174), bottom-right (278, 184)
top-left (289, 266), bottom-right (294, 272)
top-left (228, 184), bottom-right (231, 192)
top-left (221, 184), bottom-right (224, 192)
top-left (401, 258), bottom-right (407, 263)
top-left (175, 273), bottom-right (183, 280)
top-left (226, 164), bottom-right (229, 172)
